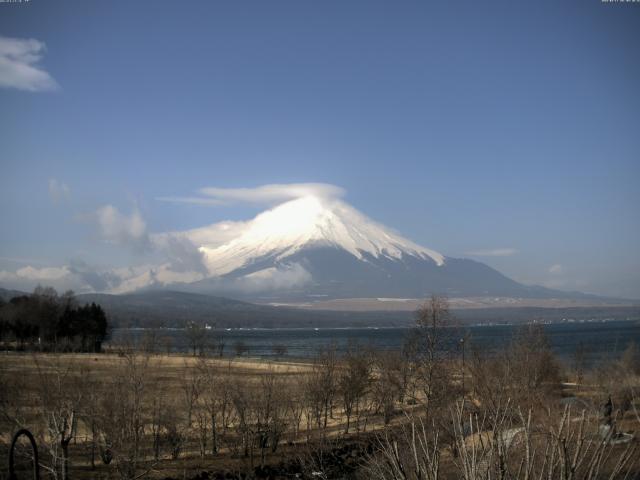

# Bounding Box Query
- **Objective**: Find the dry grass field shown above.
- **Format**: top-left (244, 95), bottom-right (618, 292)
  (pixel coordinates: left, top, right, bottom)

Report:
top-left (0, 350), bottom-right (419, 479)
top-left (1, 320), bottom-right (640, 479)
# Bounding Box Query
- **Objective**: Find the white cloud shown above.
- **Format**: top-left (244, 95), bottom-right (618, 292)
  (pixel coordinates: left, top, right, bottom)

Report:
top-left (15, 265), bottom-right (71, 281)
top-left (230, 263), bottom-right (312, 293)
top-left (0, 265), bottom-right (89, 293)
top-left (464, 248), bottom-right (518, 257)
top-left (548, 264), bottom-right (564, 275)
top-left (151, 235), bottom-right (209, 274)
top-left (66, 259), bottom-right (122, 292)
top-left (0, 36), bottom-right (59, 92)
top-left (90, 205), bottom-right (151, 252)
top-left (48, 178), bottom-right (70, 203)
top-left (0, 262), bottom-right (128, 293)
top-left (158, 182), bottom-right (345, 207)
top-left (107, 264), bottom-right (207, 294)
top-left (154, 219), bottom-right (250, 251)
top-left (0, 260), bottom-right (206, 295)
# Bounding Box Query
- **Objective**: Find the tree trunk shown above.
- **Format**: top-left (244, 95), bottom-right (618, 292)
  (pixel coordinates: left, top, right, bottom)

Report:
top-left (344, 411), bottom-right (351, 434)
top-left (90, 421), bottom-right (96, 470)
top-left (61, 439), bottom-right (70, 480)
top-left (153, 428), bottom-right (160, 461)
top-left (323, 401), bottom-right (329, 429)
top-left (211, 413), bottom-right (218, 454)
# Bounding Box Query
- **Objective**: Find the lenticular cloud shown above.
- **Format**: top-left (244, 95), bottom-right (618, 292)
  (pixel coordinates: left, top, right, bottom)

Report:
top-left (158, 182), bottom-right (345, 206)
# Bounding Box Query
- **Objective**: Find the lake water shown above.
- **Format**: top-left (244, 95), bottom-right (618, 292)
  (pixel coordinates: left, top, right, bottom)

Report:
top-left (110, 319), bottom-right (640, 365)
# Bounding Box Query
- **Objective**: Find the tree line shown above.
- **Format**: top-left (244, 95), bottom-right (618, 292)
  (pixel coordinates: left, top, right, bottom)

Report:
top-left (0, 286), bottom-right (108, 352)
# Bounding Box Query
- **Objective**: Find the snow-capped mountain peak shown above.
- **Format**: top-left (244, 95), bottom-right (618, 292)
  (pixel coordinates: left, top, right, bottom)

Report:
top-left (199, 196), bottom-right (445, 275)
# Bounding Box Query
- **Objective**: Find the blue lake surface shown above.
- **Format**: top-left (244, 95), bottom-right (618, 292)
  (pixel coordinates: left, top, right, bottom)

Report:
top-left (110, 320), bottom-right (640, 365)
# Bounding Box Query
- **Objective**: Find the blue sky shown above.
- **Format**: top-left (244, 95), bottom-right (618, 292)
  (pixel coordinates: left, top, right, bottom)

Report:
top-left (1, 0), bottom-right (639, 298)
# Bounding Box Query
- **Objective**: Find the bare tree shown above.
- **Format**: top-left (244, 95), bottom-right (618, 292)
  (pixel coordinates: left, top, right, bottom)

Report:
top-left (77, 364), bottom-right (101, 470)
top-left (508, 325), bottom-right (560, 402)
top-left (411, 295), bottom-right (455, 415)
top-left (33, 356), bottom-right (81, 480)
top-left (162, 403), bottom-right (186, 460)
top-left (367, 401), bottom-right (639, 480)
top-left (195, 407), bottom-right (209, 458)
top-left (572, 341), bottom-right (591, 384)
top-left (141, 326), bottom-right (161, 354)
top-left (184, 321), bottom-right (214, 356)
top-left (621, 341), bottom-right (640, 376)
top-left (97, 352), bottom-right (152, 479)
top-left (287, 382), bottom-right (306, 439)
top-left (255, 367), bottom-right (289, 465)
top-left (372, 351), bottom-right (404, 426)
top-left (305, 346), bottom-right (338, 434)
top-left (339, 347), bottom-right (372, 433)
top-left (161, 335), bottom-right (173, 355)
top-left (198, 357), bottom-right (234, 455)
top-left (230, 377), bottom-right (256, 463)
top-left (150, 392), bottom-right (166, 461)
top-left (366, 419), bottom-right (441, 480)
top-left (180, 360), bottom-right (203, 426)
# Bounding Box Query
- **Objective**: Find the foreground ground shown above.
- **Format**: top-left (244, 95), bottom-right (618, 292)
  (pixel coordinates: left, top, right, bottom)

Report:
top-left (1, 341), bottom-right (639, 479)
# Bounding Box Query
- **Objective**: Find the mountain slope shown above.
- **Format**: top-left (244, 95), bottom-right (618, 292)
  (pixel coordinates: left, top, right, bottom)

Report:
top-left (76, 290), bottom-right (414, 328)
top-left (189, 245), bottom-right (580, 300)
top-left (3, 288), bottom-right (636, 328)
top-left (147, 195), bottom-right (585, 300)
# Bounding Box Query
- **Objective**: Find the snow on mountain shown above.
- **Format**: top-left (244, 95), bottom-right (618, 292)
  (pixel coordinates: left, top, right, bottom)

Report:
top-left (199, 196), bottom-right (445, 276)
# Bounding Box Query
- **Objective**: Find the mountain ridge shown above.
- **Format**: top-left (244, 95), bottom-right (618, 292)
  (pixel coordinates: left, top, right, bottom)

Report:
top-left (2, 288), bottom-right (637, 329)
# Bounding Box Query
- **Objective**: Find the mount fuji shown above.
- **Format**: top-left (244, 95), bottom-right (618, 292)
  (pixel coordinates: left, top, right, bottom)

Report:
top-left (157, 196), bottom-right (578, 301)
